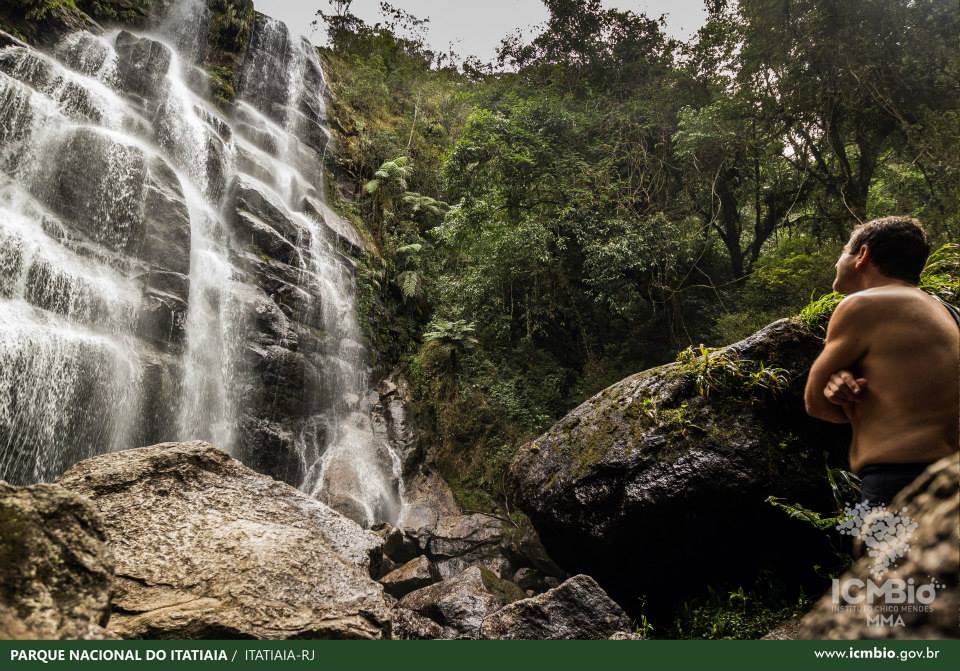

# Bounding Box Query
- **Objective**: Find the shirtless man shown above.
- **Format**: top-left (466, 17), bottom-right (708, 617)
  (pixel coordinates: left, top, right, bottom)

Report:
top-left (804, 216), bottom-right (960, 506)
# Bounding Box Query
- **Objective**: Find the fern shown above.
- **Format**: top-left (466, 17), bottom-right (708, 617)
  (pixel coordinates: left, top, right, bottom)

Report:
top-left (398, 270), bottom-right (422, 299)
top-left (423, 318), bottom-right (479, 348)
top-left (765, 496), bottom-right (846, 530)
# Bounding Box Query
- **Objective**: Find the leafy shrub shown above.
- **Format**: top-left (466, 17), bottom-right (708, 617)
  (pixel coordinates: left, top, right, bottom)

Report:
top-left (10, 0), bottom-right (77, 21)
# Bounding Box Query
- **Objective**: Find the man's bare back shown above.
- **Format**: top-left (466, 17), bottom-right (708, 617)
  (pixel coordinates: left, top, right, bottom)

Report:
top-left (805, 216), bottom-right (958, 503)
top-left (836, 286), bottom-right (959, 472)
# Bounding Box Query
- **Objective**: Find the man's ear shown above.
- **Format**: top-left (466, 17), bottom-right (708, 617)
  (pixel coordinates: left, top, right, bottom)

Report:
top-left (854, 244), bottom-right (870, 269)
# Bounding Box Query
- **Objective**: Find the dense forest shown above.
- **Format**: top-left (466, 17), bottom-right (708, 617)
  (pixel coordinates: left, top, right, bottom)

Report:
top-left (0, 0), bottom-right (957, 642)
top-left (318, 0), bottom-right (960, 513)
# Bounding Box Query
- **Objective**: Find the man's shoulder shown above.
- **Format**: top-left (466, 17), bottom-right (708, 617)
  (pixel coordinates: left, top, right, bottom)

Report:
top-left (828, 289), bottom-right (912, 330)
top-left (833, 287), bottom-right (944, 329)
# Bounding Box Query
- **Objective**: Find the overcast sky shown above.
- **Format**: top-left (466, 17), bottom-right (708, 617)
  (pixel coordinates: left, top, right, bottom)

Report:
top-left (254, 1), bottom-right (708, 60)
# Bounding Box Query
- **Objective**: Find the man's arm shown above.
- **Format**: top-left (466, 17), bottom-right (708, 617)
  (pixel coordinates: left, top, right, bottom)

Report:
top-left (804, 297), bottom-right (870, 423)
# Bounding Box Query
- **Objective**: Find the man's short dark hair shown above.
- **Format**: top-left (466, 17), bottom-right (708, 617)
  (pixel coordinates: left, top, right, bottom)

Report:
top-left (847, 216), bottom-right (930, 284)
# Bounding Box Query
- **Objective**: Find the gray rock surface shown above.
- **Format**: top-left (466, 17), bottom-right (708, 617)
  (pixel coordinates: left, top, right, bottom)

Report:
top-left (510, 318), bottom-right (848, 610)
top-left (114, 31), bottom-right (171, 104)
top-left (399, 469), bottom-right (460, 532)
top-left (609, 631), bottom-right (644, 640)
top-left (0, 30), bottom-right (28, 50)
top-left (799, 454), bottom-right (959, 639)
top-left (389, 607), bottom-right (445, 640)
top-left (57, 442), bottom-right (392, 639)
top-left (422, 513), bottom-right (508, 579)
top-left (398, 566), bottom-right (525, 638)
top-left (479, 575), bottom-right (632, 640)
top-left (0, 481), bottom-right (114, 639)
top-left (379, 556), bottom-right (440, 598)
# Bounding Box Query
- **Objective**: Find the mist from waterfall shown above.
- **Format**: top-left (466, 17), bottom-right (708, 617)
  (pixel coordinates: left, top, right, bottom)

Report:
top-left (0, 0), bottom-right (403, 527)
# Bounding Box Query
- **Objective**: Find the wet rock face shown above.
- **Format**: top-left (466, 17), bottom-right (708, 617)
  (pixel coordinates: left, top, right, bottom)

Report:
top-left (114, 31), bottom-right (172, 104)
top-left (30, 128), bottom-right (191, 281)
top-left (479, 575), bottom-right (632, 640)
top-left (0, 481), bottom-right (114, 639)
top-left (799, 454), bottom-right (959, 640)
top-left (510, 318), bottom-right (850, 613)
top-left (0, 8), bottom-right (401, 529)
top-left (24, 126), bottom-right (192, 351)
top-left (57, 442), bottom-right (392, 639)
top-left (236, 13), bottom-right (292, 126)
top-left (231, 175), bottom-right (308, 264)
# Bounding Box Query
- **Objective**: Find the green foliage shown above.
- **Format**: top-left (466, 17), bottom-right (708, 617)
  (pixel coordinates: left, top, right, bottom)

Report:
top-left (207, 0), bottom-right (254, 51)
top-left (675, 344), bottom-right (790, 400)
top-left (319, 0), bottom-right (960, 519)
top-left (365, 156), bottom-right (411, 196)
top-left (798, 293), bottom-right (844, 335)
top-left (919, 243), bottom-right (960, 303)
top-left (76, 0), bottom-right (152, 22)
top-left (422, 317), bottom-right (478, 349)
top-left (826, 464), bottom-right (859, 504)
top-left (765, 497), bottom-right (845, 531)
top-left (710, 234), bottom-right (838, 342)
top-left (206, 65), bottom-right (235, 106)
top-left (10, 0), bottom-right (76, 20)
top-left (670, 584), bottom-right (810, 640)
top-left (633, 614), bottom-right (655, 640)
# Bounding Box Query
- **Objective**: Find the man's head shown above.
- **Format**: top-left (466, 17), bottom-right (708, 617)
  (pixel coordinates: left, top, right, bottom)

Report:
top-left (833, 216), bottom-right (930, 294)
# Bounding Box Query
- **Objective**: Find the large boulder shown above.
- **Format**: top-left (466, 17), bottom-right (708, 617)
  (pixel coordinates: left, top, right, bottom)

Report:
top-left (510, 318), bottom-right (849, 613)
top-left (479, 575), bottom-right (632, 640)
top-left (0, 482), bottom-right (114, 639)
top-left (398, 566), bottom-right (526, 639)
top-left (799, 454), bottom-right (959, 639)
top-left (57, 442), bottom-right (392, 639)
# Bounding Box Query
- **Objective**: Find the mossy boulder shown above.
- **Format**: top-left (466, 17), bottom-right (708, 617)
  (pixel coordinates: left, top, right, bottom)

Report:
top-left (0, 1), bottom-right (98, 47)
top-left (509, 318), bottom-right (851, 614)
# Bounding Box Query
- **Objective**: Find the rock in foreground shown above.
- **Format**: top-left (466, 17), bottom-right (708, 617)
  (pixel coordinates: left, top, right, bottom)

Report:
top-left (398, 566), bottom-right (526, 638)
top-left (799, 454), bottom-right (959, 639)
top-left (57, 442), bottom-right (391, 639)
top-left (0, 482), bottom-right (113, 639)
top-left (510, 318), bottom-right (848, 611)
top-left (479, 575), bottom-right (632, 640)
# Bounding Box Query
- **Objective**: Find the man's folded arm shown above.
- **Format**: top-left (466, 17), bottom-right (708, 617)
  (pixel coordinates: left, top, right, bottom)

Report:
top-left (804, 297), bottom-right (870, 424)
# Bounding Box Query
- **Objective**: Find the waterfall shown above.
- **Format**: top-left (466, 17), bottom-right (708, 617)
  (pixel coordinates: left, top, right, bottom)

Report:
top-left (0, 1), bottom-right (404, 527)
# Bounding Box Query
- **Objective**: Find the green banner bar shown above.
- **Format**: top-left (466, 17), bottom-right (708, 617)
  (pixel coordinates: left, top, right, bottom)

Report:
top-left (0, 641), bottom-right (956, 671)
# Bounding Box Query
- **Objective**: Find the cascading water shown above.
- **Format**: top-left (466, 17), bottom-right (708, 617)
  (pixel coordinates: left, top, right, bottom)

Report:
top-left (0, 0), bottom-right (403, 527)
